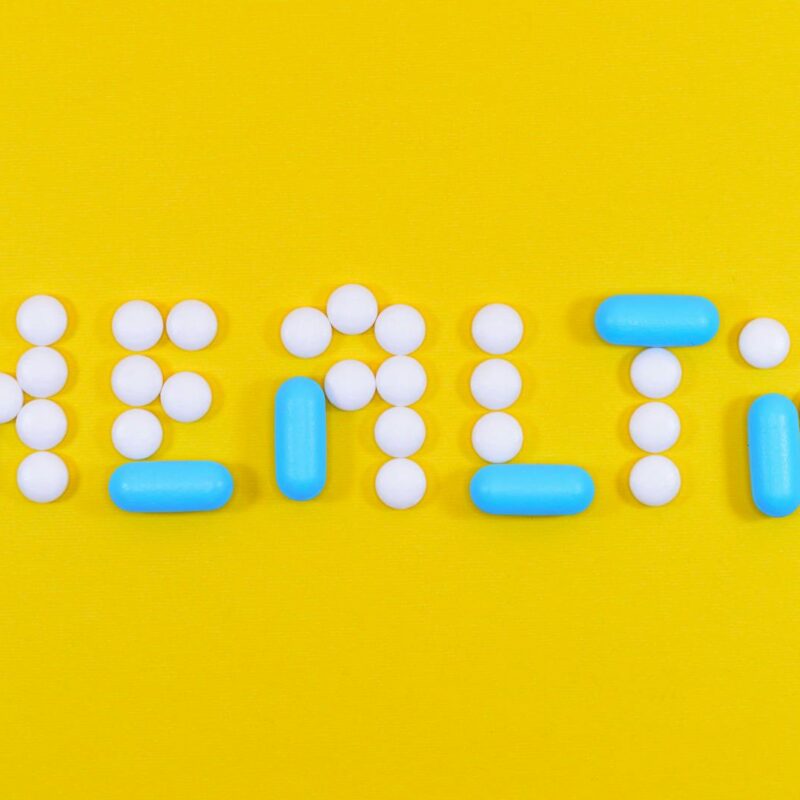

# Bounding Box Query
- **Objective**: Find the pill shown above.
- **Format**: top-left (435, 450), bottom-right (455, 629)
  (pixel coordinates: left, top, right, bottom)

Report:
top-left (326, 284), bottom-right (378, 334)
top-left (160, 372), bottom-right (212, 422)
top-left (472, 411), bottom-right (523, 463)
top-left (738, 318), bottom-right (790, 369)
top-left (113, 300), bottom-right (164, 351)
top-left (470, 358), bottom-right (522, 410)
top-left (630, 348), bottom-right (682, 398)
top-left (16, 295), bottom-right (68, 346)
top-left (280, 307), bottom-right (332, 358)
top-left (472, 304), bottom-right (523, 355)
top-left (111, 355), bottom-right (163, 406)
top-left (375, 458), bottom-right (426, 509)
top-left (376, 356), bottom-right (427, 406)
top-left (275, 377), bottom-right (326, 500)
top-left (374, 304), bottom-right (426, 355)
top-left (374, 406), bottom-right (426, 457)
top-left (748, 393), bottom-right (800, 517)
top-left (166, 299), bottom-right (218, 351)
top-left (17, 452), bottom-right (69, 503)
top-left (16, 347), bottom-right (68, 398)
top-left (629, 455), bottom-right (681, 506)
top-left (112, 409), bottom-right (163, 460)
top-left (470, 464), bottom-right (594, 516)
top-left (109, 461), bottom-right (233, 512)
top-left (324, 359), bottom-right (375, 411)
top-left (0, 373), bottom-right (23, 423)
top-left (16, 399), bottom-right (67, 450)
top-left (595, 295), bottom-right (719, 347)
top-left (629, 402), bottom-right (680, 453)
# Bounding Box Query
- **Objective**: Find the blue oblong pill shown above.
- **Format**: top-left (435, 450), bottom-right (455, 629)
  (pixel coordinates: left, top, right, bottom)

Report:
top-left (275, 376), bottom-right (327, 501)
top-left (109, 461), bottom-right (234, 513)
top-left (748, 394), bottom-right (800, 518)
top-left (595, 294), bottom-right (719, 346)
top-left (470, 464), bottom-right (595, 516)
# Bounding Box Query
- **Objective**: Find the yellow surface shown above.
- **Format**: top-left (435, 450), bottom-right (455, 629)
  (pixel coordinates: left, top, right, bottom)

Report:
top-left (1, 1), bottom-right (799, 797)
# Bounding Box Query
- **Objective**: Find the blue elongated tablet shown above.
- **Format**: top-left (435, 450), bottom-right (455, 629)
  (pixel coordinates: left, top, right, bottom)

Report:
top-left (275, 376), bottom-right (326, 501)
top-left (748, 394), bottom-right (800, 518)
top-left (595, 294), bottom-right (719, 346)
top-left (470, 464), bottom-right (595, 516)
top-left (109, 461), bottom-right (233, 513)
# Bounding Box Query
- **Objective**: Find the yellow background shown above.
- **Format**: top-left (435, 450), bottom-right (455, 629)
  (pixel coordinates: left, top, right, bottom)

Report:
top-left (1, 1), bottom-right (799, 797)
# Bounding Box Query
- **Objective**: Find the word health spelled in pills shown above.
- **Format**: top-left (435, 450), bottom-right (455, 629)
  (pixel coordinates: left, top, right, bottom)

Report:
top-left (10, 288), bottom-right (800, 524)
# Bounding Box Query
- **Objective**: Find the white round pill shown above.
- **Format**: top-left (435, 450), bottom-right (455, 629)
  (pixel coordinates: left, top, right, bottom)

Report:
top-left (629, 402), bottom-right (680, 453)
top-left (629, 455), bottom-right (681, 506)
top-left (376, 356), bottom-right (427, 406)
top-left (630, 348), bottom-right (682, 399)
top-left (166, 300), bottom-right (218, 351)
top-left (738, 318), bottom-right (790, 369)
top-left (375, 458), bottom-right (427, 509)
top-left (472, 303), bottom-right (523, 355)
top-left (324, 359), bottom-right (375, 411)
top-left (16, 347), bottom-right (68, 398)
top-left (160, 372), bottom-right (212, 422)
top-left (17, 451), bottom-right (68, 503)
top-left (15, 399), bottom-right (67, 450)
top-left (112, 408), bottom-right (163, 460)
top-left (374, 406), bottom-right (426, 457)
top-left (470, 358), bottom-right (522, 410)
top-left (326, 284), bottom-right (378, 334)
top-left (112, 300), bottom-right (164, 352)
top-left (280, 307), bottom-right (332, 358)
top-left (471, 411), bottom-right (523, 463)
top-left (111, 355), bottom-right (163, 407)
top-left (0, 374), bottom-right (23, 423)
top-left (16, 295), bottom-right (68, 346)
top-left (374, 304), bottom-right (426, 355)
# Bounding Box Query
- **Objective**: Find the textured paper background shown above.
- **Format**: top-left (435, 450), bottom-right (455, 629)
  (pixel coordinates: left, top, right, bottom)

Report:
top-left (2, 1), bottom-right (800, 797)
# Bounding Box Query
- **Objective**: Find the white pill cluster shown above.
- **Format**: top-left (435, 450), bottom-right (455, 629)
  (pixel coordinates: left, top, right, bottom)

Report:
top-left (628, 348), bottom-right (682, 506)
top-left (2, 296), bottom-right (71, 503)
top-left (111, 300), bottom-right (216, 460)
top-left (470, 304), bottom-right (524, 463)
top-left (281, 284), bottom-right (427, 509)
top-left (738, 318), bottom-right (790, 369)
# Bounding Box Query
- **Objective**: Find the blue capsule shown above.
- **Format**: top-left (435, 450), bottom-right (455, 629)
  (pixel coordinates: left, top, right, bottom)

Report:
top-left (109, 461), bottom-right (234, 512)
top-left (470, 464), bottom-right (595, 516)
top-left (595, 294), bottom-right (719, 347)
top-left (275, 376), bottom-right (327, 501)
top-left (748, 394), bottom-right (800, 518)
